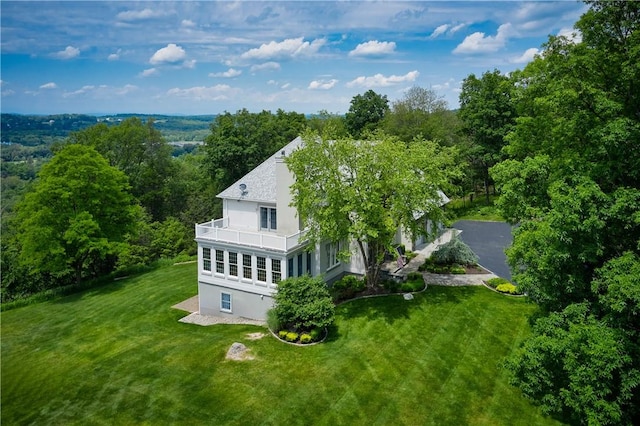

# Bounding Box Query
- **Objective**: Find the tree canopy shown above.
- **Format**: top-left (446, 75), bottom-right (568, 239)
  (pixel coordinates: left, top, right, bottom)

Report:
top-left (16, 144), bottom-right (139, 283)
top-left (345, 90), bottom-right (390, 138)
top-left (286, 130), bottom-right (459, 287)
top-left (491, 1), bottom-right (640, 422)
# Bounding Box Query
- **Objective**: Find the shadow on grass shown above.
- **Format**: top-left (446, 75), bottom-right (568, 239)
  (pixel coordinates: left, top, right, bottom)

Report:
top-left (336, 285), bottom-right (464, 325)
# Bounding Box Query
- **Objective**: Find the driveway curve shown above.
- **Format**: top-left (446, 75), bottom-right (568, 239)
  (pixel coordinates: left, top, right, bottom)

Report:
top-left (452, 220), bottom-right (514, 281)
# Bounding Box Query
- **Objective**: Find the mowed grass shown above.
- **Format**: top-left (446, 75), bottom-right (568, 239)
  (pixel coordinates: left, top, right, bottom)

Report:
top-left (1, 263), bottom-right (561, 425)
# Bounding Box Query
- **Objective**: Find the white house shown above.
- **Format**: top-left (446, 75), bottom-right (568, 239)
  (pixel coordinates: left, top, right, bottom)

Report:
top-left (195, 136), bottom-right (447, 320)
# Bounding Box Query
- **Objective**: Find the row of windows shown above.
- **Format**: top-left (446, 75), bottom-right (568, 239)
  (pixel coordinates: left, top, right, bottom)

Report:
top-left (202, 248), bottom-right (282, 284)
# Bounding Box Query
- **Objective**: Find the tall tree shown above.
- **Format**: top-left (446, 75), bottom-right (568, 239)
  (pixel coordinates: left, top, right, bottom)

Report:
top-left (286, 130), bottom-right (459, 288)
top-left (16, 144), bottom-right (139, 283)
top-left (68, 117), bottom-right (175, 221)
top-left (458, 69), bottom-right (516, 202)
top-left (345, 90), bottom-right (390, 138)
top-left (383, 86), bottom-right (461, 146)
top-left (203, 109), bottom-right (307, 189)
top-left (492, 1), bottom-right (640, 422)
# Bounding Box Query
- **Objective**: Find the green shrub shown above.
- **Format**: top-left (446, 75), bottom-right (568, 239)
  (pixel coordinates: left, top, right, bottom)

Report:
top-left (486, 277), bottom-right (510, 289)
top-left (496, 283), bottom-right (519, 295)
top-left (273, 276), bottom-right (335, 330)
top-left (278, 330), bottom-right (289, 339)
top-left (300, 334), bottom-right (312, 344)
top-left (431, 236), bottom-right (479, 266)
top-left (331, 275), bottom-right (365, 299)
top-left (285, 332), bottom-right (299, 342)
top-left (450, 265), bottom-right (466, 274)
top-left (401, 283), bottom-right (413, 292)
top-left (309, 328), bottom-right (322, 342)
top-left (383, 279), bottom-right (401, 292)
top-left (266, 308), bottom-right (281, 332)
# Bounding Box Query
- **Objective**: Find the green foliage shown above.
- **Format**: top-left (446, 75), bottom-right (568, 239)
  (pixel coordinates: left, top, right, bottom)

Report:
top-left (299, 334), bottom-right (312, 344)
top-left (309, 328), bottom-right (322, 342)
top-left (287, 130), bottom-right (460, 288)
top-left (450, 266), bottom-right (466, 275)
top-left (496, 283), bottom-right (518, 295)
top-left (407, 272), bottom-right (422, 281)
top-left (285, 332), bottom-right (299, 342)
top-left (267, 309), bottom-right (282, 333)
top-left (431, 236), bottom-right (479, 266)
top-left (492, 2), bottom-right (640, 422)
top-left (278, 330), bottom-right (288, 339)
top-left (382, 86), bottom-right (461, 146)
top-left (273, 275), bottom-right (335, 331)
top-left (486, 277), bottom-right (510, 289)
top-left (345, 90), bottom-right (390, 138)
top-left (331, 275), bottom-right (366, 300)
top-left (401, 279), bottom-right (424, 293)
top-left (203, 108), bottom-right (306, 189)
top-left (15, 144), bottom-right (139, 284)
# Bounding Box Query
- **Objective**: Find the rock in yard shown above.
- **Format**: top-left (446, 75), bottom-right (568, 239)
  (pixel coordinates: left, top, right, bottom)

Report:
top-left (226, 342), bottom-right (254, 361)
top-left (403, 293), bottom-right (414, 300)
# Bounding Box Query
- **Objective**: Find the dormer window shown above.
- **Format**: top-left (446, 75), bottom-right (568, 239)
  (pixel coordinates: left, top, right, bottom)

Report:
top-left (260, 206), bottom-right (277, 231)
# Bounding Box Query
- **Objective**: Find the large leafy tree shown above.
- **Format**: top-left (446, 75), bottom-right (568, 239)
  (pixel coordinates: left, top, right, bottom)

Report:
top-left (16, 144), bottom-right (139, 283)
top-left (345, 90), bottom-right (390, 138)
top-left (287, 130), bottom-right (458, 288)
top-left (383, 86), bottom-right (460, 146)
top-left (68, 117), bottom-right (175, 221)
top-left (203, 108), bottom-right (307, 190)
top-left (458, 69), bottom-right (516, 202)
top-left (492, 1), bottom-right (640, 423)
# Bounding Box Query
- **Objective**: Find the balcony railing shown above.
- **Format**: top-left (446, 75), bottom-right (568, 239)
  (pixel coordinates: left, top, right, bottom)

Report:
top-left (195, 218), bottom-right (307, 252)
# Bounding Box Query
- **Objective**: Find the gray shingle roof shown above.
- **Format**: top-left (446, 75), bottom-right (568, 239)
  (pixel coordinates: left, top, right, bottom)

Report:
top-left (217, 136), bottom-right (304, 203)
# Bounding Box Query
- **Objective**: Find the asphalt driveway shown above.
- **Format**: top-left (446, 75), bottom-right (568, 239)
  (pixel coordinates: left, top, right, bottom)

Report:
top-left (452, 220), bottom-right (514, 281)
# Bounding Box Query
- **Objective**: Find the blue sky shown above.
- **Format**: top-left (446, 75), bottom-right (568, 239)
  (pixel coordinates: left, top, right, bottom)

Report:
top-left (1, 1), bottom-right (586, 115)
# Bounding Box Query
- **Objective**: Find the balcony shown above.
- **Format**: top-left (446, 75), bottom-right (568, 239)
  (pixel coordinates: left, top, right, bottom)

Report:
top-left (195, 218), bottom-right (307, 252)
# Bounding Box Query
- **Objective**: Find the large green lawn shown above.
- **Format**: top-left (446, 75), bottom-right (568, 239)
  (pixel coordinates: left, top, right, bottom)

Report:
top-left (1, 263), bottom-right (560, 425)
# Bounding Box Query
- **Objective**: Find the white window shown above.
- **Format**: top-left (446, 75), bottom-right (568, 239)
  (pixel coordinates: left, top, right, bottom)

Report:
top-left (243, 254), bottom-right (252, 280)
top-left (215, 249), bottom-right (224, 274)
top-left (260, 207), bottom-right (277, 231)
top-left (220, 292), bottom-right (232, 312)
top-left (326, 242), bottom-right (340, 269)
top-left (257, 256), bottom-right (267, 283)
top-left (229, 252), bottom-right (238, 277)
top-left (203, 247), bottom-right (211, 272)
top-left (271, 259), bottom-right (281, 283)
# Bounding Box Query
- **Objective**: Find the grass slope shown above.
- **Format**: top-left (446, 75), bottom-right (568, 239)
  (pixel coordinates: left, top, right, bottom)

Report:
top-left (1, 263), bottom-right (560, 425)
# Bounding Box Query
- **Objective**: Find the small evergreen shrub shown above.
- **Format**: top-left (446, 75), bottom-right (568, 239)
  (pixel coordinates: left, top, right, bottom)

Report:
top-left (285, 332), bottom-right (299, 342)
top-left (382, 279), bottom-right (400, 292)
top-left (331, 275), bottom-right (365, 299)
top-left (407, 272), bottom-right (422, 281)
top-left (278, 330), bottom-right (289, 339)
top-left (496, 283), bottom-right (519, 294)
top-left (300, 334), bottom-right (312, 344)
top-left (431, 236), bottom-right (479, 266)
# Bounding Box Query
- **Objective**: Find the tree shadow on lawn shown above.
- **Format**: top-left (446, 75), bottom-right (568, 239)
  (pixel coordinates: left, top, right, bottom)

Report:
top-left (336, 286), bottom-right (463, 325)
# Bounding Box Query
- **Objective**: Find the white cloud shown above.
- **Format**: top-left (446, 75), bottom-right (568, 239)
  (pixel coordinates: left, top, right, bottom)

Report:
top-left (346, 70), bottom-right (419, 88)
top-left (140, 68), bottom-right (158, 77)
top-left (240, 37), bottom-right (326, 61)
top-left (349, 40), bottom-right (396, 57)
top-left (430, 24), bottom-right (449, 39)
top-left (308, 79), bottom-right (338, 90)
top-left (281, 83), bottom-right (291, 89)
top-left (166, 84), bottom-right (237, 101)
top-left (117, 8), bottom-right (167, 21)
top-left (209, 68), bottom-right (242, 78)
top-left (183, 59), bottom-right (197, 69)
top-left (250, 62), bottom-right (281, 72)
top-left (181, 19), bottom-right (196, 28)
top-left (511, 47), bottom-right (540, 64)
top-left (40, 82), bottom-right (58, 89)
top-left (114, 84), bottom-right (138, 96)
top-left (53, 46), bottom-right (80, 59)
top-left (449, 23), bottom-right (466, 34)
top-left (431, 78), bottom-right (456, 91)
top-left (453, 23), bottom-right (513, 54)
top-left (150, 43), bottom-right (186, 65)
top-left (108, 49), bottom-right (121, 61)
